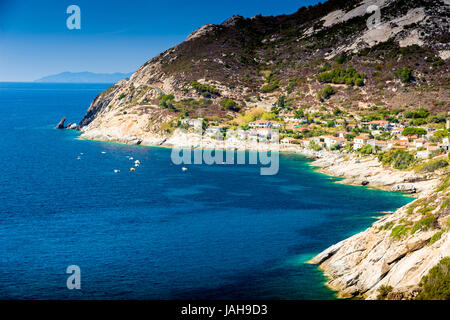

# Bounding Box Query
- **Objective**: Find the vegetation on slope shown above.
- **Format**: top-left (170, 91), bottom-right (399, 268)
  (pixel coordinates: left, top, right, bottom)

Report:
top-left (416, 257), bottom-right (450, 300)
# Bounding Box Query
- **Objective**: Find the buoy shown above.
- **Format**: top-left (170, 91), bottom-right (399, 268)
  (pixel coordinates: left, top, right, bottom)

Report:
top-left (130, 167), bottom-right (135, 172)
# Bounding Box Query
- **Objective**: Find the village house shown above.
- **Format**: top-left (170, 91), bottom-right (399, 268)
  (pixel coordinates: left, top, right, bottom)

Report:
top-left (374, 140), bottom-right (388, 152)
top-left (392, 145), bottom-right (407, 150)
top-left (442, 137), bottom-right (449, 152)
top-left (391, 128), bottom-right (403, 135)
top-left (414, 138), bottom-right (427, 148)
top-left (371, 130), bottom-right (382, 137)
top-left (249, 120), bottom-right (282, 129)
top-left (279, 113), bottom-right (302, 122)
top-left (249, 120), bottom-right (270, 128)
top-left (387, 139), bottom-right (409, 149)
top-left (336, 130), bottom-right (347, 138)
top-left (256, 128), bottom-right (273, 139)
top-left (353, 136), bottom-right (370, 149)
top-left (281, 137), bottom-right (296, 144)
top-left (367, 120), bottom-right (391, 131)
top-left (181, 118), bottom-right (203, 127)
top-left (298, 139), bottom-right (311, 148)
top-left (226, 129), bottom-right (247, 141)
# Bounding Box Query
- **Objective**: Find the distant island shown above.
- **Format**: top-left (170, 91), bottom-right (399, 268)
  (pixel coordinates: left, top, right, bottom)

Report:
top-left (35, 71), bottom-right (132, 83)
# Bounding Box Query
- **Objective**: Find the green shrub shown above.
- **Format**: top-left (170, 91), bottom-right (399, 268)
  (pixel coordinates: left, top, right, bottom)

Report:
top-left (220, 98), bottom-right (239, 111)
top-left (436, 175), bottom-right (450, 192)
top-left (379, 221), bottom-right (394, 230)
top-left (395, 67), bottom-right (414, 83)
top-left (334, 54), bottom-right (347, 64)
top-left (411, 215), bottom-right (435, 234)
top-left (416, 257), bottom-right (450, 300)
top-left (378, 150), bottom-right (415, 169)
top-left (390, 225), bottom-right (410, 240)
top-left (429, 230), bottom-right (444, 245)
top-left (442, 198), bottom-right (450, 210)
top-left (404, 108), bottom-right (429, 119)
top-left (358, 144), bottom-right (373, 155)
top-left (317, 66), bottom-right (365, 86)
top-left (402, 127), bottom-right (427, 136)
top-left (159, 94), bottom-right (176, 111)
top-left (317, 85), bottom-right (335, 101)
top-left (191, 81), bottom-right (219, 96)
top-left (376, 285), bottom-right (393, 300)
top-left (419, 159), bottom-right (448, 173)
top-left (261, 74), bottom-right (281, 93)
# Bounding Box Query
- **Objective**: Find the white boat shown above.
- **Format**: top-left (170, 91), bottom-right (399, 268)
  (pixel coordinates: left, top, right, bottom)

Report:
top-left (114, 169), bottom-right (120, 173)
top-left (182, 167), bottom-right (188, 171)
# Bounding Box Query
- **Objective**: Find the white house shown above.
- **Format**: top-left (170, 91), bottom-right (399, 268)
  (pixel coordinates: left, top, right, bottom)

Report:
top-left (353, 136), bottom-right (370, 149)
top-left (181, 118), bottom-right (203, 127)
top-left (367, 120), bottom-right (391, 131)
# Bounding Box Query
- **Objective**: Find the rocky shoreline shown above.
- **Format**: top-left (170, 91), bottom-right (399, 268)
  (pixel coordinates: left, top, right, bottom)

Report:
top-left (307, 156), bottom-right (449, 300)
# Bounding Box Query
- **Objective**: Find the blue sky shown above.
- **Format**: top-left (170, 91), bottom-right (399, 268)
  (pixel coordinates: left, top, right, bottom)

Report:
top-left (0, 0), bottom-right (321, 81)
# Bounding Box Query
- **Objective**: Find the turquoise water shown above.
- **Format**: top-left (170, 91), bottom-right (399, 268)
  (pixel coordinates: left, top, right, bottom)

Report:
top-left (0, 83), bottom-right (412, 299)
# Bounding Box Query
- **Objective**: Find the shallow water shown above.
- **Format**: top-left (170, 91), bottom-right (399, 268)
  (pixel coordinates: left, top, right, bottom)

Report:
top-left (0, 83), bottom-right (412, 299)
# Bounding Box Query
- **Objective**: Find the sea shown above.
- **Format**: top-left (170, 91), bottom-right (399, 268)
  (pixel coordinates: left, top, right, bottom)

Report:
top-left (0, 82), bottom-right (412, 299)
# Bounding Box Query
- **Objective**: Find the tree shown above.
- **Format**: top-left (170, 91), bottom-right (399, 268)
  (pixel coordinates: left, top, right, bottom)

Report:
top-left (294, 108), bottom-right (304, 119)
top-left (358, 144), bottom-right (373, 155)
top-left (277, 95), bottom-right (286, 109)
top-left (402, 127), bottom-right (427, 136)
top-left (394, 67), bottom-right (414, 83)
top-left (404, 108), bottom-right (430, 119)
top-left (317, 85), bottom-right (335, 101)
top-left (317, 66), bottom-right (365, 86)
top-left (220, 98), bottom-right (239, 111)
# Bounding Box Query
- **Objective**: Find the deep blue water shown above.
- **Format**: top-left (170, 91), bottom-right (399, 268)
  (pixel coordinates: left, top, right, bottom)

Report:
top-left (0, 83), bottom-right (412, 300)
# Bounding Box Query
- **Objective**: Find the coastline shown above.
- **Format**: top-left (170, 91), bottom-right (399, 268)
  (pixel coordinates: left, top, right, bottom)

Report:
top-left (77, 129), bottom-right (438, 194)
top-left (77, 130), bottom-right (447, 300)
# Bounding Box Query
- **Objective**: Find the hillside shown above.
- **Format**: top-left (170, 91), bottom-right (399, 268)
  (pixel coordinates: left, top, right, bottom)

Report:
top-left (78, 0), bottom-right (448, 139)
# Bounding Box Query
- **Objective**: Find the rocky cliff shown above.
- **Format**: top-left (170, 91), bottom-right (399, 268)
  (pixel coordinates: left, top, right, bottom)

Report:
top-left (309, 157), bottom-right (449, 300)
